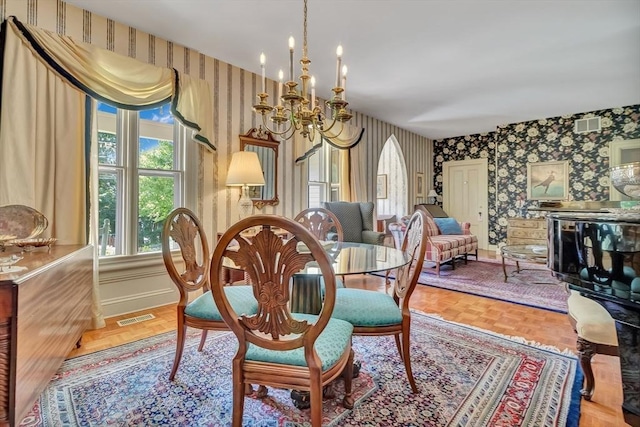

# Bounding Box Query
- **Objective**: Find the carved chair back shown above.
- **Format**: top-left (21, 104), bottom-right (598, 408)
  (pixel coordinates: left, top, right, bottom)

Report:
top-left (161, 207), bottom-right (210, 307)
top-left (294, 207), bottom-right (344, 242)
top-left (393, 209), bottom-right (428, 310)
top-left (211, 215), bottom-right (337, 353)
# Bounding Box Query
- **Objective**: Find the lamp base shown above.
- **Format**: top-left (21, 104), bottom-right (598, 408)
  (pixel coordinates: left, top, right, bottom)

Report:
top-left (237, 185), bottom-right (254, 220)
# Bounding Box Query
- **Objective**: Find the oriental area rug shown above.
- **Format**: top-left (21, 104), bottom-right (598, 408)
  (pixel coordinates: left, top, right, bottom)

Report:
top-left (380, 257), bottom-right (568, 313)
top-left (20, 312), bottom-right (582, 427)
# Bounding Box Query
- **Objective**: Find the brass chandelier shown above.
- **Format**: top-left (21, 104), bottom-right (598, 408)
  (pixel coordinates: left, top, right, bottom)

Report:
top-left (253, 0), bottom-right (352, 142)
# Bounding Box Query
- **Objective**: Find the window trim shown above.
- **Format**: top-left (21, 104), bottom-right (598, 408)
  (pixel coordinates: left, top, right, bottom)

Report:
top-left (96, 104), bottom-right (198, 265)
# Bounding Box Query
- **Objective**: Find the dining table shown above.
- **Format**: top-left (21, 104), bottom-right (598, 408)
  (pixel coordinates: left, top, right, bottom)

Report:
top-left (222, 240), bottom-right (410, 314)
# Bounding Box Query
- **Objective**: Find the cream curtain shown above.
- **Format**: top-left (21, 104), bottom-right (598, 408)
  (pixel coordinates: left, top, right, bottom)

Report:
top-left (7, 16), bottom-right (215, 151)
top-left (0, 17), bottom-right (105, 328)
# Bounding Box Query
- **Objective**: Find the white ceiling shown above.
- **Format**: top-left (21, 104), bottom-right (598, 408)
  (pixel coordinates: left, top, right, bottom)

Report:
top-left (64, 0), bottom-right (640, 140)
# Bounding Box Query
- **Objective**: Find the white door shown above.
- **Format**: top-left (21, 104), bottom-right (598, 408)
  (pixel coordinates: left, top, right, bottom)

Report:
top-left (443, 158), bottom-right (488, 249)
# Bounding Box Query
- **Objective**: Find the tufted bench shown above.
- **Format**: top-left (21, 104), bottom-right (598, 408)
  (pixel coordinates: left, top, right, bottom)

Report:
top-left (389, 215), bottom-right (478, 276)
top-left (567, 290), bottom-right (618, 400)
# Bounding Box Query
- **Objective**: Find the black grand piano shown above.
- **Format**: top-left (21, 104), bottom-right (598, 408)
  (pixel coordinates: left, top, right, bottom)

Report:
top-left (546, 202), bottom-right (639, 426)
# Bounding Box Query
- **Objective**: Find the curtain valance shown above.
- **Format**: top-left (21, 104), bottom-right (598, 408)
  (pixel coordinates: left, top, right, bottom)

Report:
top-left (295, 123), bottom-right (365, 163)
top-left (5, 16), bottom-right (214, 150)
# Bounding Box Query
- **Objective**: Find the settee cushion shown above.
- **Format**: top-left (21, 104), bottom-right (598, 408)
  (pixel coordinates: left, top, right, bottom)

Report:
top-left (433, 218), bottom-right (463, 235)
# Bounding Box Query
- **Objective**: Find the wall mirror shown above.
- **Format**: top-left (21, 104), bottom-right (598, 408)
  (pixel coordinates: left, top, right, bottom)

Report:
top-left (239, 126), bottom-right (279, 209)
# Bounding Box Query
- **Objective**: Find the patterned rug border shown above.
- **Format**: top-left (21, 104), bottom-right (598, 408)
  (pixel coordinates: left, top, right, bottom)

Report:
top-left (413, 310), bottom-right (576, 356)
top-left (23, 310), bottom-right (583, 427)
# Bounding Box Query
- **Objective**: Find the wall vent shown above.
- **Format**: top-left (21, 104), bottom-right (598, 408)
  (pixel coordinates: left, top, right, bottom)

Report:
top-left (574, 117), bottom-right (601, 134)
top-left (116, 313), bottom-right (155, 327)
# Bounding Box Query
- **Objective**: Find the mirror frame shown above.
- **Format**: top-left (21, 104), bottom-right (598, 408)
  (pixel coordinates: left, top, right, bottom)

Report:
top-left (239, 127), bottom-right (279, 209)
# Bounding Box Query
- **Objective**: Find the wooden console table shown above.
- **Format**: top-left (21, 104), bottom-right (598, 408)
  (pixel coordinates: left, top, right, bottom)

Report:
top-left (0, 245), bottom-right (93, 426)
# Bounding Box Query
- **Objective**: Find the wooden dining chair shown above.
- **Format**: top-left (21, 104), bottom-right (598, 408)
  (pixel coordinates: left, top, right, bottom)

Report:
top-left (161, 207), bottom-right (259, 381)
top-left (294, 207), bottom-right (344, 242)
top-left (294, 207), bottom-right (347, 288)
top-left (210, 215), bottom-right (355, 427)
top-left (331, 209), bottom-right (428, 393)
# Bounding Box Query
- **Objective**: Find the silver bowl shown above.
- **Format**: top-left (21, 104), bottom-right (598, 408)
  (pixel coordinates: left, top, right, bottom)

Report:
top-left (610, 162), bottom-right (640, 200)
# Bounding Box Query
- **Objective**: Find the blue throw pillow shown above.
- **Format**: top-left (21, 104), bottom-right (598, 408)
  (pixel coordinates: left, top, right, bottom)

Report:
top-left (433, 218), bottom-right (463, 235)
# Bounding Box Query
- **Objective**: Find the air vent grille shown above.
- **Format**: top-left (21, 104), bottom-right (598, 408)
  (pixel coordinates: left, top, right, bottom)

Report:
top-left (574, 117), bottom-right (601, 134)
top-left (116, 313), bottom-right (155, 327)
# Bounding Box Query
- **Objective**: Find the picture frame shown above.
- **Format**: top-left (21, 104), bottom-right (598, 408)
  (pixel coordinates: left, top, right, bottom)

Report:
top-left (415, 172), bottom-right (425, 198)
top-left (527, 160), bottom-right (569, 200)
top-left (376, 174), bottom-right (388, 199)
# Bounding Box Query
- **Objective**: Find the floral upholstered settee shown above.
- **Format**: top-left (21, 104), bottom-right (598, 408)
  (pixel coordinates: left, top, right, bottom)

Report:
top-left (389, 215), bottom-right (478, 276)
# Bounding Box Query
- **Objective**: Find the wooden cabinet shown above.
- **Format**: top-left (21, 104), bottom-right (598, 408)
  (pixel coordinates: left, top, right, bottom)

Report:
top-left (507, 218), bottom-right (547, 246)
top-left (0, 245), bottom-right (93, 426)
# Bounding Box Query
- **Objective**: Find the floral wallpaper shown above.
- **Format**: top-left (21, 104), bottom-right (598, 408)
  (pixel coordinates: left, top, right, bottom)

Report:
top-left (433, 104), bottom-right (640, 246)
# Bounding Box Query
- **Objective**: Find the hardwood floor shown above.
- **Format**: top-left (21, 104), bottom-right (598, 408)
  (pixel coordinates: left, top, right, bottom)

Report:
top-left (68, 250), bottom-right (626, 426)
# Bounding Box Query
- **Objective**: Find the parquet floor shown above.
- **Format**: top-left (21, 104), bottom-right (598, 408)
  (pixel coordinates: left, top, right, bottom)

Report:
top-left (68, 250), bottom-right (626, 427)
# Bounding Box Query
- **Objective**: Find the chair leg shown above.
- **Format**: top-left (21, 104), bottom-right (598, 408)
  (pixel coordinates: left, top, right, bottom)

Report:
top-left (401, 323), bottom-right (419, 393)
top-left (232, 362), bottom-right (245, 427)
top-left (342, 349), bottom-right (355, 409)
top-left (309, 371), bottom-right (323, 427)
top-left (169, 322), bottom-right (187, 381)
top-left (394, 333), bottom-right (404, 362)
top-left (577, 337), bottom-right (597, 400)
top-left (436, 262), bottom-right (441, 276)
top-left (197, 330), bottom-right (208, 352)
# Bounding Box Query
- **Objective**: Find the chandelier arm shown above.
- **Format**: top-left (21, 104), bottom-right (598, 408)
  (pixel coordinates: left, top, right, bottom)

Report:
top-left (259, 113), bottom-right (294, 138)
top-left (315, 115), bottom-right (344, 136)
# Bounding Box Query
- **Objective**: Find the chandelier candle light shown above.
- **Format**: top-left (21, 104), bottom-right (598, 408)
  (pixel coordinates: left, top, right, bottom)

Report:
top-left (226, 151), bottom-right (265, 220)
top-left (253, 0), bottom-right (352, 142)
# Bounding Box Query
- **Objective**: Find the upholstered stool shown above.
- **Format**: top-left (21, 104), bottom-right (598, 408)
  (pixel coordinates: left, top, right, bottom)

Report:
top-left (567, 290), bottom-right (619, 400)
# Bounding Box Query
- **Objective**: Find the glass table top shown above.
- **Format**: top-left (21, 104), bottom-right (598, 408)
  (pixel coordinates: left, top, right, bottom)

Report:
top-left (222, 241), bottom-right (409, 276)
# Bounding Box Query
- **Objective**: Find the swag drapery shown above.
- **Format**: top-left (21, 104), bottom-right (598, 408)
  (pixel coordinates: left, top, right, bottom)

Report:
top-left (0, 16), bottom-right (214, 329)
top-left (294, 120), bottom-right (367, 202)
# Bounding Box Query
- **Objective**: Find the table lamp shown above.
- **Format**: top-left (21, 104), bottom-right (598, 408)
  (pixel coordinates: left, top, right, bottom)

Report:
top-left (226, 151), bottom-right (265, 220)
top-left (427, 189), bottom-right (438, 204)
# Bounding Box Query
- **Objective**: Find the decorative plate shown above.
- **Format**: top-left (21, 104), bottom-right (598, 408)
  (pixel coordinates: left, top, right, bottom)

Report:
top-left (0, 205), bottom-right (48, 239)
top-left (9, 237), bottom-right (57, 248)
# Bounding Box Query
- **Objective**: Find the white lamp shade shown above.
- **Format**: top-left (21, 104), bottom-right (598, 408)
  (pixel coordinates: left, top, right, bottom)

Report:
top-left (226, 151), bottom-right (266, 186)
top-left (427, 189), bottom-right (438, 198)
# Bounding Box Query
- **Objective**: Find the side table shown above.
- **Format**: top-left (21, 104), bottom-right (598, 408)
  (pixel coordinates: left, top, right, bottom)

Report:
top-left (501, 244), bottom-right (548, 282)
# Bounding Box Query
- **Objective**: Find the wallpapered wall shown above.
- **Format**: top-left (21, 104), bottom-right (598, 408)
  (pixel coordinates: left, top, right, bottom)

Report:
top-left (2, 0), bottom-right (433, 236)
top-left (433, 105), bottom-right (640, 246)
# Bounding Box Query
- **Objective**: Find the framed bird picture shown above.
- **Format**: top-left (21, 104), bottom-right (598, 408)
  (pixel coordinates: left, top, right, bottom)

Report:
top-left (527, 160), bottom-right (569, 200)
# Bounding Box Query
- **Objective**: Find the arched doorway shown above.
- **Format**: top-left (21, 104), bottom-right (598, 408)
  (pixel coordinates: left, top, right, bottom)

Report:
top-left (376, 135), bottom-right (408, 220)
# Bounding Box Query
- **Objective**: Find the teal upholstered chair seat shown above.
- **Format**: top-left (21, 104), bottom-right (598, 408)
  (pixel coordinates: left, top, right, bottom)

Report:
top-left (185, 286), bottom-right (258, 320)
top-left (332, 288), bottom-right (403, 326)
top-left (246, 313), bottom-right (353, 370)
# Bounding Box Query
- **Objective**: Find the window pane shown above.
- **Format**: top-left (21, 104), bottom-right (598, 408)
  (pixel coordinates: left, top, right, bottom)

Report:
top-left (330, 147), bottom-right (340, 183)
top-left (138, 175), bottom-right (175, 253)
top-left (97, 102), bottom-right (117, 166)
top-left (308, 183), bottom-right (324, 208)
top-left (139, 104), bottom-right (175, 170)
top-left (98, 171), bottom-right (120, 256)
top-left (330, 186), bottom-right (340, 202)
top-left (308, 150), bottom-right (321, 182)
top-left (139, 139), bottom-right (175, 170)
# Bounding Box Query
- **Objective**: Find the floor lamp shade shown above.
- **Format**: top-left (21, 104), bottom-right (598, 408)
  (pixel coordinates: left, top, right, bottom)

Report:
top-left (226, 151), bottom-right (265, 219)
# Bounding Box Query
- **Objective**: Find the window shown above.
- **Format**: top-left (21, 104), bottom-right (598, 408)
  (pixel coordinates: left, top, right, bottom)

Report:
top-left (97, 102), bottom-right (195, 257)
top-left (307, 144), bottom-right (340, 207)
